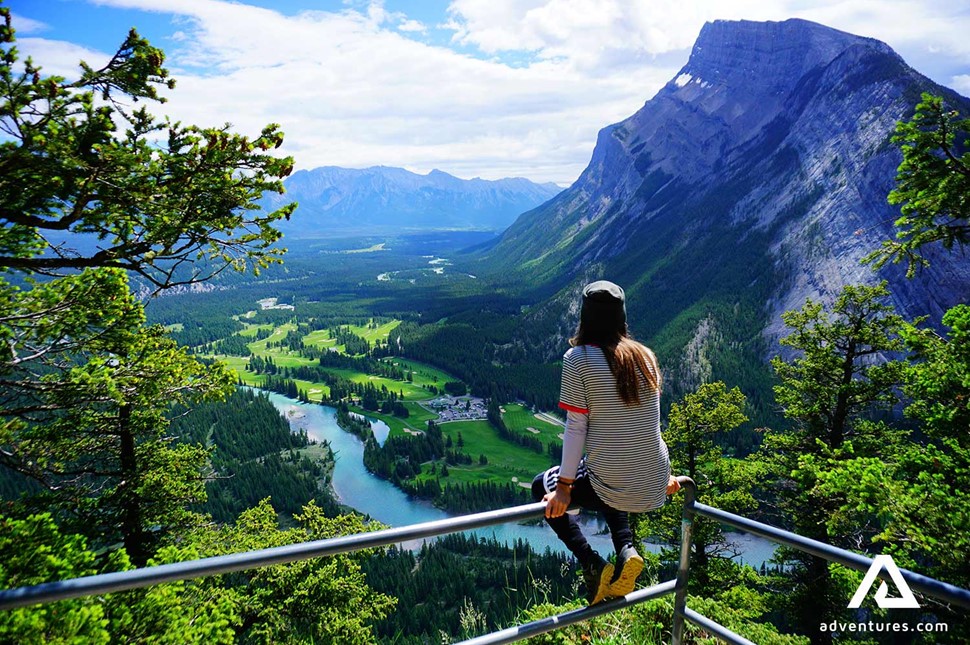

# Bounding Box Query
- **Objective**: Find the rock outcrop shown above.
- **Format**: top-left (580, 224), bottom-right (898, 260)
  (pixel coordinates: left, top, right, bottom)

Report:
top-left (479, 18), bottom-right (970, 368)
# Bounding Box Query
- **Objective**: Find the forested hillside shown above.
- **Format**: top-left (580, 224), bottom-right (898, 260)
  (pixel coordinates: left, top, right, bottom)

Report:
top-left (363, 535), bottom-right (574, 642)
top-left (169, 388), bottom-right (339, 522)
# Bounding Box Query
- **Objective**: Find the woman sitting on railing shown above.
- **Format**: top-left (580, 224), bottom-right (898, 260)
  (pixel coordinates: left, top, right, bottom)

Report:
top-left (533, 280), bottom-right (680, 605)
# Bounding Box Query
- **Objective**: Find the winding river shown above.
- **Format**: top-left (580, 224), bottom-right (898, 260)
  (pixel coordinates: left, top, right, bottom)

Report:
top-left (266, 391), bottom-right (776, 565)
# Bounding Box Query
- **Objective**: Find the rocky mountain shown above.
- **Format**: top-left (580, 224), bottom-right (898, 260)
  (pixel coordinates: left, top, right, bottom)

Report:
top-left (265, 166), bottom-right (561, 237)
top-left (475, 18), bottom-right (970, 395)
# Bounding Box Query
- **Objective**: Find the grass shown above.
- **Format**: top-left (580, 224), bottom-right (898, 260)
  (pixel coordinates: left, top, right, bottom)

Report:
top-left (238, 322), bottom-right (275, 338)
top-left (502, 403), bottom-right (563, 446)
top-left (208, 319), bottom-right (454, 431)
top-left (425, 419), bottom-right (555, 486)
top-left (348, 405), bottom-right (433, 436)
top-left (348, 320), bottom-right (401, 344)
top-left (380, 357), bottom-right (453, 389)
top-left (400, 401), bottom-right (438, 427)
top-left (265, 351), bottom-right (318, 369)
top-left (321, 367), bottom-right (432, 400)
top-left (216, 356), bottom-right (331, 401)
top-left (289, 320), bottom-right (402, 354)
top-left (216, 324), bottom-right (452, 415)
top-left (243, 322), bottom-right (297, 353)
top-left (517, 597), bottom-right (669, 644)
top-left (302, 329), bottom-right (337, 348)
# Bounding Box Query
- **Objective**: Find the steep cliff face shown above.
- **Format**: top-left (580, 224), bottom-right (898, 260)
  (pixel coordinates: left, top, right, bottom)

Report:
top-left (264, 166), bottom-right (561, 236)
top-left (480, 19), bottom-right (970, 372)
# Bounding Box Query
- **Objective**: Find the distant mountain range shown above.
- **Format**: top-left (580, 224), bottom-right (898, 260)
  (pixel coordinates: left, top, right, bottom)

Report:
top-left (264, 166), bottom-right (562, 237)
top-left (472, 18), bottom-right (970, 396)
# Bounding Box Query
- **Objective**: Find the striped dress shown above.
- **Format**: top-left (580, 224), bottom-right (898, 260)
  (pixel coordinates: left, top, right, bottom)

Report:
top-left (558, 344), bottom-right (670, 512)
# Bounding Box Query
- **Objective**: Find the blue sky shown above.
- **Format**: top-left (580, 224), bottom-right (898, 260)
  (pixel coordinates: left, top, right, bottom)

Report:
top-left (8, 0), bottom-right (970, 185)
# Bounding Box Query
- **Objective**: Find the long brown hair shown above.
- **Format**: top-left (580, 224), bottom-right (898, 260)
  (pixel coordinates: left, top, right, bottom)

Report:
top-left (570, 324), bottom-right (661, 405)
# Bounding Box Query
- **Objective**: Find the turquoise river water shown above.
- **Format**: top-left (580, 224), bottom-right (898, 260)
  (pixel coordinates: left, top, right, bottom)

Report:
top-left (264, 391), bottom-right (776, 566)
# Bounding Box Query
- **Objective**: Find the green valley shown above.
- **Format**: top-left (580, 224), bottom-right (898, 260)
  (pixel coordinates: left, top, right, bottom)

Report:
top-left (196, 305), bottom-right (565, 509)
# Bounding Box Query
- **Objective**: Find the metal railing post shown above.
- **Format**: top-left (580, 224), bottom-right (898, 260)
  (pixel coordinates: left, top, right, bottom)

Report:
top-left (671, 476), bottom-right (696, 645)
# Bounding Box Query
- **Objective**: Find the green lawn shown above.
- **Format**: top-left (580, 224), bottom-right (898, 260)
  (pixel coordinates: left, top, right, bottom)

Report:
top-left (381, 357), bottom-right (454, 389)
top-left (238, 322), bottom-right (276, 338)
top-left (322, 367), bottom-right (432, 400)
top-left (242, 322), bottom-right (296, 353)
top-left (297, 320), bottom-right (403, 353)
top-left (502, 403), bottom-right (563, 446)
top-left (217, 356), bottom-right (332, 401)
top-left (347, 405), bottom-right (432, 436)
top-left (349, 320), bottom-right (401, 344)
top-left (296, 320), bottom-right (402, 354)
top-left (207, 318), bottom-right (462, 413)
top-left (427, 419), bottom-right (555, 486)
top-left (265, 351), bottom-right (318, 369)
top-left (401, 401), bottom-right (438, 427)
top-left (302, 329), bottom-right (337, 348)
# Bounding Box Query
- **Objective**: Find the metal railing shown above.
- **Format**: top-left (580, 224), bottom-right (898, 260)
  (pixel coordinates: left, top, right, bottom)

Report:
top-left (672, 481), bottom-right (970, 644)
top-left (2, 476), bottom-right (968, 644)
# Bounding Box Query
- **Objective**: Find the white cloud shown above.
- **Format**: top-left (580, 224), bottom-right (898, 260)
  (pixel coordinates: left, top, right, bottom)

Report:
top-left (16, 38), bottom-right (112, 79)
top-left (10, 12), bottom-right (49, 35)
top-left (443, 0), bottom-right (970, 83)
top-left (19, 0), bottom-right (677, 183)
top-left (13, 0), bottom-right (970, 184)
top-left (952, 75), bottom-right (970, 98)
top-left (443, 0), bottom-right (775, 70)
top-left (790, 1), bottom-right (970, 57)
top-left (397, 19), bottom-right (426, 34)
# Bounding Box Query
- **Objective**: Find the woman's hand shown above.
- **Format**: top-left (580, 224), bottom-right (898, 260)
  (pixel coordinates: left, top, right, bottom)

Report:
top-left (543, 489), bottom-right (571, 518)
top-left (666, 475), bottom-right (681, 495)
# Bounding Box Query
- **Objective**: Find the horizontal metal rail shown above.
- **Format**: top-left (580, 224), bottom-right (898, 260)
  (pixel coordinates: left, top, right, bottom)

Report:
top-left (3, 476), bottom-right (968, 645)
top-left (692, 502), bottom-right (970, 610)
top-left (455, 580), bottom-right (677, 645)
top-left (681, 607), bottom-right (755, 645)
top-left (0, 501), bottom-right (550, 610)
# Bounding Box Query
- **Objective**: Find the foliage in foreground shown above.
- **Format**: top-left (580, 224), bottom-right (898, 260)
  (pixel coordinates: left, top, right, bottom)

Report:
top-left (865, 93), bottom-right (970, 276)
top-left (0, 500), bottom-right (396, 644)
top-left (0, 0), bottom-right (294, 566)
top-left (516, 589), bottom-right (807, 645)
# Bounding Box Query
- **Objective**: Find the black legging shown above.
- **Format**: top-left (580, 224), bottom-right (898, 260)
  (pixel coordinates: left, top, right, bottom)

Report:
top-left (531, 471), bottom-right (633, 566)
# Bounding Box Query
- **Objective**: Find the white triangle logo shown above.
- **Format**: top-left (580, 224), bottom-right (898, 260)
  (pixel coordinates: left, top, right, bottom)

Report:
top-left (848, 555), bottom-right (920, 609)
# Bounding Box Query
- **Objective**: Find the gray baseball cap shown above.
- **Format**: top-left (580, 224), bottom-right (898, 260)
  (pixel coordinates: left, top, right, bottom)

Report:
top-left (581, 280), bottom-right (626, 331)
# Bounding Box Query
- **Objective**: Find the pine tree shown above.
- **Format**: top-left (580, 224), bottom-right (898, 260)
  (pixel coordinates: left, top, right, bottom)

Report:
top-left (864, 93), bottom-right (970, 276)
top-left (761, 282), bottom-right (907, 644)
top-left (647, 381), bottom-right (756, 591)
top-left (0, 3), bottom-right (292, 564)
